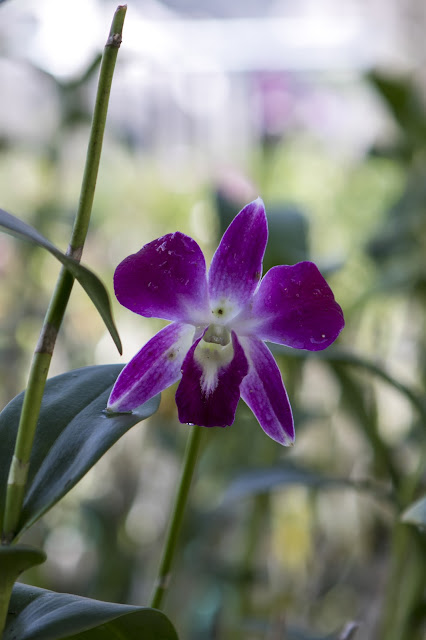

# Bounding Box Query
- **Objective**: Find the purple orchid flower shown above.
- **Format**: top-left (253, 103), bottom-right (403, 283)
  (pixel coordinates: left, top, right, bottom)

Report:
top-left (107, 198), bottom-right (344, 445)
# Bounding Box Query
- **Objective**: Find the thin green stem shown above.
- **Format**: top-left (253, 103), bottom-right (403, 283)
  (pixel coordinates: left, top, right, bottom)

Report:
top-left (238, 493), bottom-right (270, 619)
top-left (0, 570), bottom-right (15, 639)
top-left (150, 425), bottom-right (204, 610)
top-left (1, 5), bottom-right (127, 544)
top-left (70, 6), bottom-right (126, 251)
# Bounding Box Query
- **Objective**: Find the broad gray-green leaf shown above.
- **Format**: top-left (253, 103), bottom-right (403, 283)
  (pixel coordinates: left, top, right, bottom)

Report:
top-left (222, 465), bottom-right (392, 504)
top-left (5, 583), bottom-right (178, 640)
top-left (0, 365), bottom-right (160, 539)
top-left (0, 208), bottom-right (121, 354)
top-left (402, 495), bottom-right (426, 529)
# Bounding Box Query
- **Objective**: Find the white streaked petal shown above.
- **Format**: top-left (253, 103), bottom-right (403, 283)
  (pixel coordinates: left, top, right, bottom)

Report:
top-left (107, 322), bottom-right (195, 412)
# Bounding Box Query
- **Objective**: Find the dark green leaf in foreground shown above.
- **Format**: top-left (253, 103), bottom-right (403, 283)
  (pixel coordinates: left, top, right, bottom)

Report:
top-left (4, 583), bottom-right (178, 640)
top-left (0, 208), bottom-right (121, 354)
top-left (0, 365), bottom-right (160, 539)
top-left (402, 495), bottom-right (426, 529)
top-left (222, 465), bottom-right (392, 505)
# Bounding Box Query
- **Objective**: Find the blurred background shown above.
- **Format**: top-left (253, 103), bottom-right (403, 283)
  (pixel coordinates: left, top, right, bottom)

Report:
top-left (0, 1), bottom-right (425, 639)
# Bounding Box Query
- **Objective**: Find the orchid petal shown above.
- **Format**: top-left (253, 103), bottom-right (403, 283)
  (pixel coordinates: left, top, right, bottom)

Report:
top-left (107, 322), bottom-right (195, 412)
top-left (114, 233), bottom-right (210, 325)
top-left (176, 331), bottom-right (248, 427)
top-left (239, 336), bottom-right (294, 446)
top-left (237, 262), bottom-right (344, 350)
top-left (208, 198), bottom-right (267, 322)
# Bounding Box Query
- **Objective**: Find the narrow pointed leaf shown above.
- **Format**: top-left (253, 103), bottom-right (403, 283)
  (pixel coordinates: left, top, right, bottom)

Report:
top-left (0, 208), bottom-right (121, 353)
top-left (0, 365), bottom-right (160, 538)
top-left (4, 583), bottom-right (178, 640)
top-left (222, 465), bottom-right (392, 504)
top-left (237, 617), bottom-right (342, 639)
top-left (402, 495), bottom-right (426, 529)
top-left (272, 344), bottom-right (426, 423)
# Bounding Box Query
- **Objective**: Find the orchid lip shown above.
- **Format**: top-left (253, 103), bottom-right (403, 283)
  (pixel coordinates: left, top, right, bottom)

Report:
top-left (194, 333), bottom-right (234, 398)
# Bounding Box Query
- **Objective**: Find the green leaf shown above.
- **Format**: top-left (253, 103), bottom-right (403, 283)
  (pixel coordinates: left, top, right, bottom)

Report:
top-left (368, 71), bottom-right (426, 145)
top-left (263, 203), bottom-right (309, 270)
top-left (222, 465), bottom-right (392, 504)
top-left (0, 208), bottom-right (122, 354)
top-left (214, 192), bottom-right (310, 269)
top-left (0, 546), bottom-right (46, 578)
top-left (328, 362), bottom-right (400, 487)
top-left (0, 365), bottom-right (160, 538)
top-left (235, 618), bottom-right (338, 639)
top-left (401, 495), bottom-right (426, 530)
top-left (4, 583), bottom-right (178, 640)
top-left (0, 546), bottom-right (46, 637)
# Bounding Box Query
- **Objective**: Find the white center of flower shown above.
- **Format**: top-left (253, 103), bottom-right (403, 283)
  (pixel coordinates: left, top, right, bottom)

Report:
top-left (194, 324), bottom-right (233, 396)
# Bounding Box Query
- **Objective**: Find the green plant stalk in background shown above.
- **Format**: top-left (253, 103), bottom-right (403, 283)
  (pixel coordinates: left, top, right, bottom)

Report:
top-left (150, 425), bottom-right (204, 610)
top-left (380, 523), bottom-right (426, 640)
top-left (1, 5), bottom-right (127, 544)
top-left (379, 449), bottom-right (426, 640)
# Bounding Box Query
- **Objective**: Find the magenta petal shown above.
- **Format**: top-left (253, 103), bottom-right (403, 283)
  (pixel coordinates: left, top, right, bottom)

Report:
top-left (208, 198), bottom-right (267, 321)
top-left (107, 322), bottom-right (195, 412)
top-left (239, 336), bottom-right (294, 446)
top-left (176, 331), bottom-right (248, 427)
top-left (240, 262), bottom-right (344, 350)
top-left (114, 233), bottom-right (210, 325)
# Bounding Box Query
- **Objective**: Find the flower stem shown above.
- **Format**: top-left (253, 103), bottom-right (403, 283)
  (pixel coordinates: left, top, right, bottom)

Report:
top-left (150, 425), bottom-right (204, 610)
top-left (0, 569), bottom-right (15, 639)
top-left (1, 5), bottom-right (127, 544)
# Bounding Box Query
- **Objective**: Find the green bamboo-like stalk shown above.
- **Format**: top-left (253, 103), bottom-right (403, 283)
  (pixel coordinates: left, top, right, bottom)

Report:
top-left (1, 5), bottom-right (127, 545)
top-left (150, 425), bottom-right (204, 610)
